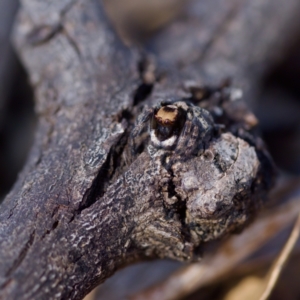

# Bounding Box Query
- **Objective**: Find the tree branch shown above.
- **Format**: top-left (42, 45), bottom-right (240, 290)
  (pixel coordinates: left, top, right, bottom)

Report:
top-left (148, 0), bottom-right (300, 98)
top-left (0, 0), bottom-right (299, 299)
top-left (0, 0), bottom-right (141, 298)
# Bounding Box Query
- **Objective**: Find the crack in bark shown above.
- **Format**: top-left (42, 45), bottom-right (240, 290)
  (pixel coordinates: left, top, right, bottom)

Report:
top-left (27, 24), bottom-right (63, 46)
top-left (133, 82), bottom-right (153, 106)
top-left (7, 201), bottom-right (19, 220)
top-left (40, 220), bottom-right (59, 240)
top-left (26, 0), bottom-right (80, 52)
top-left (5, 230), bottom-right (36, 277)
top-left (62, 28), bottom-right (82, 57)
top-left (170, 169), bottom-right (191, 243)
top-left (78, 131), bottom-right (129, 213)
top-left (160, 154), bottom-right (191, 243)
top-left (77, 57), bottom-right (157, 213)
top-left (133, 56), bottom-right (156, 106)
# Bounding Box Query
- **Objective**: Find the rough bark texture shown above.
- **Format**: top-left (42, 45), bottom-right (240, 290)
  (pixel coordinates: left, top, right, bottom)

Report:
top-left (0, 0), bottom-right (299, 299)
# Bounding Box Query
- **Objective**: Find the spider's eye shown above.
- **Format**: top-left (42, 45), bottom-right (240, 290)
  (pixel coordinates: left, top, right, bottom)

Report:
top-left (152, 104), bottom-right (185, 142)
top-left (155, 105), bottom-right (178, 125)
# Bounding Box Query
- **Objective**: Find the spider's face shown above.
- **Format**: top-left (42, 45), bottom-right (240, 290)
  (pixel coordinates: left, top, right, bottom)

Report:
top-left (149, 101), bottom-right (214, 154)
top-left (150, 102), bottom-right (186, 149)
top-left (152, 105), bottom-right (184, 142)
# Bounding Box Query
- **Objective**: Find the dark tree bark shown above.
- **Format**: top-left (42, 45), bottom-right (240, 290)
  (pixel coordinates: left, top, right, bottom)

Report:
top-left (0, 0), bottom-right (299, 299)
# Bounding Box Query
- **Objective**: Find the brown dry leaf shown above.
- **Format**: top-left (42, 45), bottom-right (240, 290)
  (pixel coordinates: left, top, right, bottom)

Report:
top-left (224, 276), bottom-right (265, 300)
top-left (259, 213), bottom-right (300, 300)
top-left (83, 287), bottom-right (97, 300)
top-left (224, 213), bottom-right (300, 300)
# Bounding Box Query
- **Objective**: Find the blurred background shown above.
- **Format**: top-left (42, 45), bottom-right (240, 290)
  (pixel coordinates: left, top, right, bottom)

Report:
top-left (1, 0), bottom-right (300, 299)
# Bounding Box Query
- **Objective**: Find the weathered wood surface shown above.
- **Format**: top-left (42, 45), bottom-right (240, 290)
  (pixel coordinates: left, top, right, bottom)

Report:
top-left (0, 0), bottom-right (300, 299)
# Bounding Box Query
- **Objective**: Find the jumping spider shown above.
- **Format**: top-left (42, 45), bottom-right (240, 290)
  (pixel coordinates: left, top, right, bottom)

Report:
top-left (129, 92), bottom-right (274, 248)
top-left (131, 100), bottom-right (215, 158)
